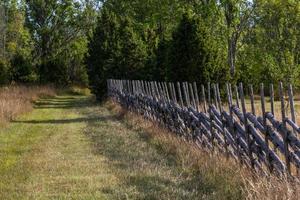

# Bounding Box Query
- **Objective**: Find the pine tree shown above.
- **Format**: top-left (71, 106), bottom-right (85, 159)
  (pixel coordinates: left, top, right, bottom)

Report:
top-left (86, 9), bottom-right (120, 100)
top-left (167, 10), bottom-right (227, 84)
top-left (86, 12), bottom-right (148, 99)
top-left (153, 36), bottom-right (170, 81)
top-left (117, 17), bottom-right (147, 80)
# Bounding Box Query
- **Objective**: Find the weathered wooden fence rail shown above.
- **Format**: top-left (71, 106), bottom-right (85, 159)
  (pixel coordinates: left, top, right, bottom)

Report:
top-left (107, 79), bottom-right (300, 178)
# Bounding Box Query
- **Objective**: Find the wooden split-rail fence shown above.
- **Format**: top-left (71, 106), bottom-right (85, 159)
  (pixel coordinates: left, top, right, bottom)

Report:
top-left (107, 79), bottom-right (300, 178)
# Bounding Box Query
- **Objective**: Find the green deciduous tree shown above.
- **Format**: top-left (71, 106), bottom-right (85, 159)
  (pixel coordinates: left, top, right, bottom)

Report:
top-left (0, 0), bottom-right (34, 84)
top-left (219, 0), bottom-right (256, 77)
top-left (238, 0), bottom-right (300, 86)
top-left (25, 0), bottom-right (97, 84)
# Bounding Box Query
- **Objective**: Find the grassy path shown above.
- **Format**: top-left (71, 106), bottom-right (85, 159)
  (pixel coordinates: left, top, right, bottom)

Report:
top-left (0, 94), bottom-right (242, 200)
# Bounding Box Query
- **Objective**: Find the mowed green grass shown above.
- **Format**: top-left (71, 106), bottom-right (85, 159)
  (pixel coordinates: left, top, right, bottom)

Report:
top-left (0, 93), bottom-right (243, 199)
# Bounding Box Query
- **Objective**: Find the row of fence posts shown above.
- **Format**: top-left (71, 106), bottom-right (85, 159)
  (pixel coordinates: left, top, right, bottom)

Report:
top-left (107, 79), bottom-right (300, 178)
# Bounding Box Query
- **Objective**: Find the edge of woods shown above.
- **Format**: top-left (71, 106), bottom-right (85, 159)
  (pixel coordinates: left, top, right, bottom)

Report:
top-left (105, 99), bottom-right (300, 200)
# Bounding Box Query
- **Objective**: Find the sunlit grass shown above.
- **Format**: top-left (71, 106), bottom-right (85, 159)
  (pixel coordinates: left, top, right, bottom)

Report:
top-left (0, 91), bottom-right (298, 199)
top-left (106, 100), bottom-right (300, 200)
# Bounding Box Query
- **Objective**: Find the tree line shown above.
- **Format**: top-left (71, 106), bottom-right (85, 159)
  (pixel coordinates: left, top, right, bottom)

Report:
top-left (1, 1), bottom-right (300, 100)
top-left (87, 0), bottom-right (300, 99)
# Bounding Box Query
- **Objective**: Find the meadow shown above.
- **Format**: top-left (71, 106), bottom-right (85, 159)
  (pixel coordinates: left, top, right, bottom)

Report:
top-left (0, 85), bottom-right (299, 199)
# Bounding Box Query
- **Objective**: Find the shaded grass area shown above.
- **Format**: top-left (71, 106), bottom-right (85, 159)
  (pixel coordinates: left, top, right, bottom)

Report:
top-left (0, 93), bottom-right (244, 199)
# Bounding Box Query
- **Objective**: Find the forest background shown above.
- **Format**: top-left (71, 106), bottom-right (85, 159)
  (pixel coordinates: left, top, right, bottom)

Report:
top-left (1, 0), bottom-right (299, 100)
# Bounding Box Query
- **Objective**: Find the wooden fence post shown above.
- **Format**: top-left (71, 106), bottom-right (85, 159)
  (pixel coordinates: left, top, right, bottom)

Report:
top-left (168, 82), bottom-right (174, 102)
top-left (226, 83), bottom-right (242, 164)
top-left (208, 83), bottom-right (216, 152)
top-left (183, 82), bottom-right (190, 107)
top-left (185, 82), bottom-right (191, 107)
top-left (235, 85), bottom-right (240, 108)
top-left (152, 81), bottom-right (157, 98)
top-left (146, 81), bottom-right (151, 96)
top-left (288, 84), bottom-right (296, 131)
top-left (128, 80), bottom-right (132, 95)
top-left (270, 84), bottom-right (274, 116)
top-left (240, 83), bottom-right (255, 168)
top-left (142, 80), bottom-right (146, 95)
top-left (128, 80), bottom-right (131, 95)
top-left (249, 84), bottom-right (256, 115)
top-left (171, 82), bottom-right (178, 104)
top-left (201, 84), bottom-right (207, 113)
top-left (193, 82), bottom-right (200, 112)
top-left (213, 84), bottom-right (218, 109)
top-left (149, 81), bottom-right (153, 97)
top-left (260, 83), bottom-right (272, 172)
top-left (189, 83), bottom-right (197, 110)
top-left (133, 80), bottom-right (137, 95)
top-left (159, 82), bottom-right (166, 101)
top-left (138, 80), bottom-right (142, 95)
top-left (163, 82), bottom-right (170, 101)
top-left (131, 80), bottom-right (135, 94)
top-left (154, 81), bottom-right (158, 98)
top-left (217, 83), bottom-right (229, 157)
top-left (177, 82), bottom-right (184, 107)
top-left (135, 80), bottom-right (139, 95)
top-left (288, 84), bottom-right (299, 176)
top-left (279, 82), bottom-right (291, 175)
top-left (154, 81), bottom-right (161, 100)
top-left (139, 80), bottom-right (142, 95)
top-left (158, 82), bottom-right (165, 100)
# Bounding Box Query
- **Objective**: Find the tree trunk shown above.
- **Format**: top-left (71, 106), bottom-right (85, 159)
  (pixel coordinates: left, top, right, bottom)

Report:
top-left (228, 38), bottom-right (236, 77)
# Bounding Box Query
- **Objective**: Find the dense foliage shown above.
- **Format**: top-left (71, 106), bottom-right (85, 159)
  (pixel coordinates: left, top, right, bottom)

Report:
top-left (1, 1), bottom-right (300, 99)
top-left (0, 0), bottom-right (98, 85)
top-left (166, 10), bottom-right (227, 84)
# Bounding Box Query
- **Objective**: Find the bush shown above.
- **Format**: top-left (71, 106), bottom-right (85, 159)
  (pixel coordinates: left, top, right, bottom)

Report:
top-left (10, 54), bottom-right (37, 83)
top-left (39, 59), bottom-right (69, 85)
top-left (0, 60), bottom-right (10, 85)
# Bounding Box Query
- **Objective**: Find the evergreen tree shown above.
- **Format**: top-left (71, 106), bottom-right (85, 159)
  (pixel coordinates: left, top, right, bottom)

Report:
top-left (86, 9), bottom-right (120, 100)
top-left (142, 26), bottom-right (160, 80)
top-left (117, 17), bottom-right (147, 80)
top-left (86, 10), bottom-right (148, 100)
top-left (153, 36), bottom-right (170, 81)
top-left (167, 10), bottom-right (227, 84)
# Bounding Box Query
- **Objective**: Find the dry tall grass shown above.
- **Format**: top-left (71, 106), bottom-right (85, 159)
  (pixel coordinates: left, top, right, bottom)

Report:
top-left (0, 85), bottom-right (56, 124)
top-left (106, 100), bottom-right (300, 200)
